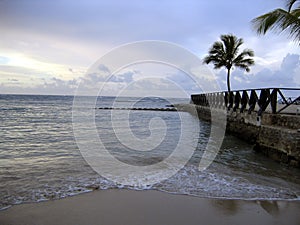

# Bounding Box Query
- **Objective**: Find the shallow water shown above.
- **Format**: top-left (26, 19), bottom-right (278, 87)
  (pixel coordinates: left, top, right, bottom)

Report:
top-left (0, 94), bottom-right (300, 210)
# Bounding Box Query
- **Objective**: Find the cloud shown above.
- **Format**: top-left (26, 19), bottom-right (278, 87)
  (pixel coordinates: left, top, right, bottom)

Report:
top-left (109, 71), bottom-right (134, 83)
top-left (8, 78), bottom-right (18, 82)
top-left (74, 63), bottom-right (197, 97)
top-left (80, 69), bottom-right (135, 86)
top-left (0, 56), bottom-right (9, 64)
top-left (0, 77), bottom-right (77, 95)
top-left (98, 64), bottom-right (111, 74)
top-left (215, 53), bottom-right (300, 91)
top-left (0, 0), bottom-right (290, 58)
top-left (281, 54), bottom-right (299, 73)
top-left (251, 54), bottom-right (300, 88)
top-left (83, 72), bottom-right (106, 84)
top-left (0, 65), bottom-right (43, 76)
top-left (0, 0), bottom-right (299, 96)
top-left (1, 53), bottom-right (298, 97)
top-left (166, 71), bottom-right (200, 93)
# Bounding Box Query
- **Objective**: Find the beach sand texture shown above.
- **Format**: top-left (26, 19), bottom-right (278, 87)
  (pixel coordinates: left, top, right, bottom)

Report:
top-left (1, 189), bottom-right (300, 225)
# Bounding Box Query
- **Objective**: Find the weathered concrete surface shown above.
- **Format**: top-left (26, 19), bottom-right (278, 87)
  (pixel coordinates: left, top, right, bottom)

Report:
top-left (227, 110), bottom-right (300, 167)
top-left (176, 104), bottom-right (300, 167)
top-left (226, 111), bottom-right (260, 144)
top-left (262, 113), bottom-right (300, 130)
top-left (255, 125), bottom-right (300, 167)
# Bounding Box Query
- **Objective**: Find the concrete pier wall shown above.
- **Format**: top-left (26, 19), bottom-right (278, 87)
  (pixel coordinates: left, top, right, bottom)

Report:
top-left (179, 104), bottom-right (300, 167)
top-left (226, 109), bottom-right (300, 167)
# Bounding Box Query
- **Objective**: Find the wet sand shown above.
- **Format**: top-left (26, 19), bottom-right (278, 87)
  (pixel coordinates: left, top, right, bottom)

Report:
top-left (1, 189), bottom-right (300, 225)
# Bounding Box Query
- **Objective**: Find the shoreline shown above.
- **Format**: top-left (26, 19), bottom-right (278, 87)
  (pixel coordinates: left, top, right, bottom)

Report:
top-left (1, 189), bottom-right (300, 225)
top-left (2, 186), bottom-right (300, 212)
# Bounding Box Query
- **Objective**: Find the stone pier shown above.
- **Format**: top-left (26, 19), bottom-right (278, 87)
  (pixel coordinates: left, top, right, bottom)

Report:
top-left (226, 109), bottom-right (300, 167)
top-left (185, 88), bottom-right (300, 167)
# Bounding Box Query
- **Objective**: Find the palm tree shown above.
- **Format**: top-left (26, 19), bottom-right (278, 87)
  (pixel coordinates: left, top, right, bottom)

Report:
top-left (252, 0), bottom-right (300, 43)
top-left (203, 34), bottom-right (255, 92)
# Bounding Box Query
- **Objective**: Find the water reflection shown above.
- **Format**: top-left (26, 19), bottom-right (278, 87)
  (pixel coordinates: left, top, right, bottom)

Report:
top-left (211, 198), bottom-right (297, 217)
top-left (211, 199), bottom-right (240, 215)
top-left (257, 201), bottom-right (279, 216)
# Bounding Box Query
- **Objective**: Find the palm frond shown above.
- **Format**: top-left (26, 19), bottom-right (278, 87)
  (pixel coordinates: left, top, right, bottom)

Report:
top-left (233, 49), bottom-right (254, 63)
top-left (287, 8), bottom-right (300, 41)
top-left (234, 58), bottom-right (255, 69)
top-left (252, 9), bottom-right (289, 34)
top-left (252, 0), bottom-right (300, 43)
top-left (286, 0), bottom-right (298, 12)
top-left (220, 34), bottom-right (243, 60)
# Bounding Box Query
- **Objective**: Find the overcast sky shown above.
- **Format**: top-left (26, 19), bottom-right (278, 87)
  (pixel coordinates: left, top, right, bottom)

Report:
top-left (0, 0), bottom-right (299, 97)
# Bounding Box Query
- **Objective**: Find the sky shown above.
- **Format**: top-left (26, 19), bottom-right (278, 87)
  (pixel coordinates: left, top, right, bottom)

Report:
top-left (0, 0), bottom-right (299, 97)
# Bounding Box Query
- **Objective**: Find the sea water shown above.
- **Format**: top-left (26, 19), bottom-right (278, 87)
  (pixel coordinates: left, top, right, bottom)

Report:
top-left (0, 94), bottom-right (300, 210)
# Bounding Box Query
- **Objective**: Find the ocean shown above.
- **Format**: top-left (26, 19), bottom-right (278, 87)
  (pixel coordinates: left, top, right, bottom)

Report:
top-left (1, 94), bottom-right (300, 210)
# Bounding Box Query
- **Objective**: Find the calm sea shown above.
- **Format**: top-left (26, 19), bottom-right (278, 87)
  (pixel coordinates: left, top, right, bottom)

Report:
top-left (1, 94), bottom-right (300, 210)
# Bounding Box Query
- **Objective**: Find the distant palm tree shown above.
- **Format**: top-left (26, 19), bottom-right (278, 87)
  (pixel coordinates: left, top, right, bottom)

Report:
top-left (252, 0), bottom-right (300, 43)
top-left (203, 34), bottom-right (255, 92)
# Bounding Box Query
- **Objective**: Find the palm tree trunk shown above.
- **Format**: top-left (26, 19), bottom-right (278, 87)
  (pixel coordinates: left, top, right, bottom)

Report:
top-left (227, 69), bottom-right (231, 93)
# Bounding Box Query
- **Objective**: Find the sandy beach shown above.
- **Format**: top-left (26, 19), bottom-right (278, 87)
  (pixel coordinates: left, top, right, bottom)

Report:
top-left (1, 189), bottom-right (300, 225)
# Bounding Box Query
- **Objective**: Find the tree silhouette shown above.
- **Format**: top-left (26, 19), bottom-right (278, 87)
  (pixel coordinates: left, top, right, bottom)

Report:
top-left (203, 34), bottom-right (255, 92)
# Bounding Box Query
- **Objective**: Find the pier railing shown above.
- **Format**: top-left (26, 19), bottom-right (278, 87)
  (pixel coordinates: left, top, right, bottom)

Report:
top-left (191, 88), bottom-right (300, 115)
